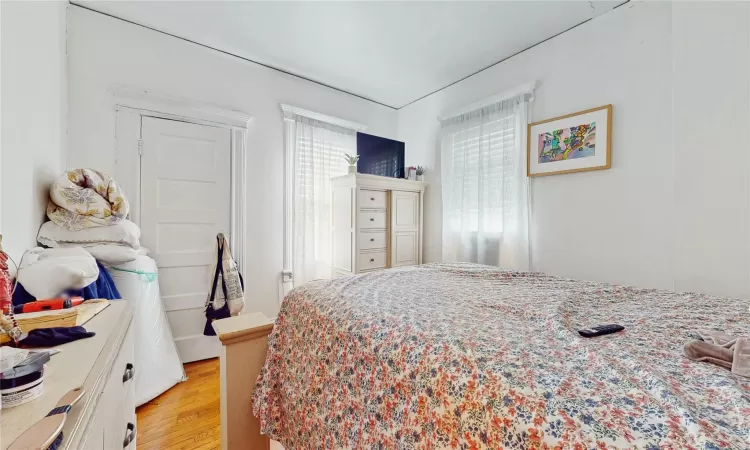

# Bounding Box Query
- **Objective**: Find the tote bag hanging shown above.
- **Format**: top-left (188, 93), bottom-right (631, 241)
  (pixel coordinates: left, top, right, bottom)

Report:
top-left (203, 233), bottom-right (245, 336)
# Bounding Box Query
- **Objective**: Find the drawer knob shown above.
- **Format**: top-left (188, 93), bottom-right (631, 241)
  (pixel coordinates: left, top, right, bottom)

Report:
top-left (122, 363), bottom-right (135, 383)
top-left (369, 218), bottom-right (374, 221)
top-left (370, 258), bottom-right (375, 262)
top-left (370, 238), bottom-right (375, 242)
top-left (370, 197), bottom-right (375, 201)
top-left (123, 422), bottom-right (136, 448)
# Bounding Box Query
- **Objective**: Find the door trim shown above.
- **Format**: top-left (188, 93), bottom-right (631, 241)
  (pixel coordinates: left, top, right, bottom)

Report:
top-left (112, 89), bottom-right (249, 275)
top-left (110, 84), bottom-right (252, 129)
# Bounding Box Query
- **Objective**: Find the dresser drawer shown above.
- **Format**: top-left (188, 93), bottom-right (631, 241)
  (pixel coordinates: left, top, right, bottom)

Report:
top-left (359, 231), bottom-right (387, 250)
top-left (358, 251), bottom-right (387, 270)
top-left (99, 321), bottom-right (136, 449)
top-left (359, 210), bottom-right (387, 229)
top-left (119, 393), bottom-right (137, 449)
top-left (358, 189), bottom-right (387, 210)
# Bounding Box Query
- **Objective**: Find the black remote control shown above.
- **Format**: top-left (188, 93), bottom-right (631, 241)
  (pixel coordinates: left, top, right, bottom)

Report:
top-left (578, 324), bottom-right (624, 338)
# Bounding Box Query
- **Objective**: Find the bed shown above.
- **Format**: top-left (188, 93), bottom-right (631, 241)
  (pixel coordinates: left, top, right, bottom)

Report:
top-left (240, 263), bottom-right (749, 449)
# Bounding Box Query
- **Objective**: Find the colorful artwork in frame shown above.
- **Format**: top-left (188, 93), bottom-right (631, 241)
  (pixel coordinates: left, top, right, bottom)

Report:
top-left (538, 123), bottom-right (596, 163)
top-left (527, 104), bottom-right (611, 177)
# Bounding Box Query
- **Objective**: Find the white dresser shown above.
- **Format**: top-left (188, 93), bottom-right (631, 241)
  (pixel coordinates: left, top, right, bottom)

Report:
top-left (1, 301), bottom-right (136, 450)
top-left (331, 173), bottom-right (426, 276)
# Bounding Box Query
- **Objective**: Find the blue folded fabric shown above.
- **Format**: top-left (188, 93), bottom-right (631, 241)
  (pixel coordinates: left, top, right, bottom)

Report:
top-left (20, 326), bottom-right (95, 348)
top-left (12, 261), bottom-right (122, 305)
top-left (65, 261), bottom-right (121, 300)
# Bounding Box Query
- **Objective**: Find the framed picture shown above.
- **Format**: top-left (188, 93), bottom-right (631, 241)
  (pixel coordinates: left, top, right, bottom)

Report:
top-left (527, 104), bottom-right (612, 177)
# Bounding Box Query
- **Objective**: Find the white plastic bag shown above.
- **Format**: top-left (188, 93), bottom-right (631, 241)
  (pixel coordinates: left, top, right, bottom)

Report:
top-left (110, 256), bottom-right (185, 406)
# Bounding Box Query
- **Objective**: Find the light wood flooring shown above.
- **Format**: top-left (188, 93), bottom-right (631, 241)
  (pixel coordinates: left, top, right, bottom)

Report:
top-left (136, 358), bottom-right (220, 450)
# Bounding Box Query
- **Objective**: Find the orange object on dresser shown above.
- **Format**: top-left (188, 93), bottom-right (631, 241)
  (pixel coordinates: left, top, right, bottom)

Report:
top-left (13, 297), bottom-right (84, 314)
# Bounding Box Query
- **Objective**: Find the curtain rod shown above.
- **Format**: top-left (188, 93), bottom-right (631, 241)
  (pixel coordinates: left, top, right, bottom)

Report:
top-left (281, 104), bottom-right (368, 131)
top-left (437, 81), bottom-right (536, 123)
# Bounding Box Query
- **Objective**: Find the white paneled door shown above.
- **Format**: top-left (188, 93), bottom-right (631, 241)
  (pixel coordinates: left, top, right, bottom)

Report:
top-left (140, 117), bottom-right (231, 363)
top-left (390, 190), bottom-right (419, 267)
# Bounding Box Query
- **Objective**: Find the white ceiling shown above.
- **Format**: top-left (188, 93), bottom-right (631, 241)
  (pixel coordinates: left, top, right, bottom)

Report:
top-left (74, 1), bottom-right (623, 109)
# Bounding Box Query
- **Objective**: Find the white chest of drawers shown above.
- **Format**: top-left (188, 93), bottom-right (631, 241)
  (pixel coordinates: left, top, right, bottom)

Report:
top-left (1, 301), bottom-right (136, 450)
top-left (331, 173), bottom-right (426, 276)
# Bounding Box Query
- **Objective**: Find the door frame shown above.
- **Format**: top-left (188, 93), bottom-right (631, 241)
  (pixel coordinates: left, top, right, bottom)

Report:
top-left (110, 85), bottom-right (251, 274)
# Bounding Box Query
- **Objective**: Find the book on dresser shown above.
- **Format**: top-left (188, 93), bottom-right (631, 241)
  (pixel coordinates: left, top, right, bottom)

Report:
top-left (330, 173), bottom-right (426, 276)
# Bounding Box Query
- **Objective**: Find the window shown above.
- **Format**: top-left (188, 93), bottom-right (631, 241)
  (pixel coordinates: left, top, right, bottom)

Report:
top-left (281, 105), bottom-right (365, 288)
top-left (447, 111), bottom-right (516, 234)
top-left (295, 134), bottom-right (350, 208)
top-left (439, 91), bottom-right (531, 269)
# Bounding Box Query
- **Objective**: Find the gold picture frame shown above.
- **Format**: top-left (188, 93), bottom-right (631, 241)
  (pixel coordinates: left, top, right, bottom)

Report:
top-left (527, 104), bottom-right (612, 177)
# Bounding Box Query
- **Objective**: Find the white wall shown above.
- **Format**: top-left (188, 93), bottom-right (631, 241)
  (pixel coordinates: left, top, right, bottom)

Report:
top-left (398, 1), bottom-right (750, 298)
top-left (1, 1), bottom-right (67, 262)
top-left (60, 1), bottom-right (750, 309)
top-left (672, 2), bottom-right (750, 298)
top-left (66, 6), bottom-right (397, 317)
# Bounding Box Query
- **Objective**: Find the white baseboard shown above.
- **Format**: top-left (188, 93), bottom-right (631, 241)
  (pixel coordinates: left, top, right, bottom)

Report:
top-left (174, 334), bottom-right (222, 363)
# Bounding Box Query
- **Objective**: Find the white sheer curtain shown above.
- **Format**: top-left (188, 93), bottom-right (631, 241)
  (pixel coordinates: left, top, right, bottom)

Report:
top-left (290, 116), bottom-right (355, 286)
top-left (440, 95), bottom-right (531, 270)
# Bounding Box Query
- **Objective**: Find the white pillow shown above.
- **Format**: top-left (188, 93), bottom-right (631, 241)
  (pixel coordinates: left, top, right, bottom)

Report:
top-left (80, 244), bottom-right (148, 266)
top-left (17, 247), bottom-right (100, 299)
top-left (37, 219), bottom-right (141, 249)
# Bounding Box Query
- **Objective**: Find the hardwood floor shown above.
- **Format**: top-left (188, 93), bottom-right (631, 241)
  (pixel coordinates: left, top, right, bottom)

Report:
top-left (136, 358), bottom-right (221, 450)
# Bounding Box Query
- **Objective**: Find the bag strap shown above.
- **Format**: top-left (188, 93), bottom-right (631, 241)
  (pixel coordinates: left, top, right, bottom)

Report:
top-left (204, 236), bottom-right (232, 336)
top-left (217, 237), bottom-right (231, 301)
top-left (206, 236), bottom-right (224, 308)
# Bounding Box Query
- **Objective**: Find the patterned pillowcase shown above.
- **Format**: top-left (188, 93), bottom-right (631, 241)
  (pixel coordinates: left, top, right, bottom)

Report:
top-left (47, 169), bottom-right (130, 231)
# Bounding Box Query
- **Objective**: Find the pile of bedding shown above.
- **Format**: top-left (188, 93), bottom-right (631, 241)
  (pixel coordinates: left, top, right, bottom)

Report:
top-left (37, 169), bottom-right (147, 266)
top-left (29, 168), bottom-right (184, 403)
top-left (13, 247), bottom-right (120, 302)
top-left (38, 218), bottom-right (147, 266)
top-left (253, 263), bottom-right (750, 450)
top-left (10, 169), bottom-right (141, 301)
top-left (46, 168), bottom-right (129, 230)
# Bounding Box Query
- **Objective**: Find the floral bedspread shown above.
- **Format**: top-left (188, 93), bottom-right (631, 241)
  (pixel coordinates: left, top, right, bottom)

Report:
top-left (253, 263), bottom-right (750, 449)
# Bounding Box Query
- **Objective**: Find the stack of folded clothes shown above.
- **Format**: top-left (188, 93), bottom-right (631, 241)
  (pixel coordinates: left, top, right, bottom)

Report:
top-left (36, 168), bottom-right (148, 266)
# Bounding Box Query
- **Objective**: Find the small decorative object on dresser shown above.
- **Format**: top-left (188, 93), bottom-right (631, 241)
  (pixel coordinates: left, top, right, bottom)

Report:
top-left (330, 173), bottom-right (426, 276)
top-left (344, 153), bottom-right (359, 174)
top-left (416, 166), bottom-right (425, 182)
top-left (527, 104), bottom-right (612, 177)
